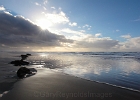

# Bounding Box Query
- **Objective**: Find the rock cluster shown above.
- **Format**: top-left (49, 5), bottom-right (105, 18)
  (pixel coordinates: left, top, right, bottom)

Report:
top-left (10, 54), bottom-right (31, 66)
top-left (10, 53), bottom-right (37, 78)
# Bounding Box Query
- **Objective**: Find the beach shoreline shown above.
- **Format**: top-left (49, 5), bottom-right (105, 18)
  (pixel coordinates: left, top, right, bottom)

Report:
top-left (1, 67), bottom-right (140, 100)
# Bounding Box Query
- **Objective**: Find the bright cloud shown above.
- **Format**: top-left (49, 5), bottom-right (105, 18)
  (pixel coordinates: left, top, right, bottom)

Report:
top-left (60, 28), bottom-right (84, 35)
top-left (58, 28), bottom-right (92, 41)
top-left (75, 36), bottom-right (119, 51)
top-left (82, 24), bottom-right (92, 30)
top-left (116, 30), bottom-right (120, 32)
top-left (51, 7), bottom-right (55, 9)
top-left (69, 22), bottom-right (77, 26)
top-left (35, 2), bottom-right (41, 6)
top-left (83, 24), bottom-right (89, 28)
top-left (35, 10), bottom-right (70, 30)
top-left (95, 33), bottom-right (102, 37)
top-left (59, 28), bottom-right (119, 51)
top-left (83, 24), bottom-right (92, 28)
top-left (121, 34), bottom-right (131, 39)
top-left (44, 11), bottom-right (69, 24)
top-left (0, 6), bottom-right (5, 11)
top-left (4, 11), bottom-right (12, 15)
top-left (43, 0), bottom-right (48, 5)
top-left (117, 35), bottom-right (140, 52)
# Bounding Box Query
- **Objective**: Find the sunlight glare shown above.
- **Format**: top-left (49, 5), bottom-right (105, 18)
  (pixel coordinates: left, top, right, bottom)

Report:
top-left (36, 19), bottom-right (53, 30)
top-left (40, 53), bottom-right (48, 57)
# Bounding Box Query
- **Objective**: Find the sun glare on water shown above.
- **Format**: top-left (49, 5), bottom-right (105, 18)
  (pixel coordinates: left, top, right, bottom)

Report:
top-left (36, 19), bottom-right (53, 30)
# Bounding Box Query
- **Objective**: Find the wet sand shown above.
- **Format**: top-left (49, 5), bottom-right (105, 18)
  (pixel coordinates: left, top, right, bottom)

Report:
top-left (1, 68), bottom-right (140, 100)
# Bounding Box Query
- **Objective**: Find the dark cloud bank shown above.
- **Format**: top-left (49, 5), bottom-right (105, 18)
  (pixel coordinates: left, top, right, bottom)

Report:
top-left (0, 11), bottom-right (73, 51)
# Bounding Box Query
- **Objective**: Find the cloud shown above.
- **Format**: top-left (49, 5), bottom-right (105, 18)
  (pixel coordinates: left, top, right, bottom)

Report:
top-left (51, 7), bottom-right (55, 9)
top-left (43, 0), bottom-right (48, 5)
top-left (116, 30), bottom-right (120, 32)
top-left (95, 33), bottom-right (102, 37)
top-left (0, 11), bottom-right (73, 51)
top-left (79, 30), bottom-right (86, 33)
top-left (0, 6), bottom-right (5, 11)
top-left (83, 24), bottom-right (89, 28)
top-left (3, 11), bottom-right (13, 15)
top-left (59, 28), bottom-right (119, 51)
top-left (58, 7), bottom-right (62, 10)
top-left (69, 22), bottom-right (77, 26)
top-left (82, 24), bottom-right (92, 30)
top-left (87, 28), bottom-right (91, 30)
top-left (133, 18), bottom-right (140, 22)
top-left (115, 36), bottom-right (140, 52)
top-left (43, 7), bottom-right (47, 10)
top-left (75, 36), bottom-right (119, 51)
top-left (119, 35), bottom-right (140, 51)
top-left (58, 28), bottom-right (119, 51)
top-left (121, 34), bottom-right (131, 39)
top-left (35, 2), bottom-right (41, 6)
top-left (58, 28), bottom-right (93, 42)
top-left (43, 11), bottom-right (69, 24)
top-left (61, 28), bottom-right (83, 35)
top-left (83, 24), bottom-right (92, 28)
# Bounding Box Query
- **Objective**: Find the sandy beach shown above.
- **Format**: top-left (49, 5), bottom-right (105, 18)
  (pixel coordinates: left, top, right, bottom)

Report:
top-left (1, 68), bottom-right (140, 100)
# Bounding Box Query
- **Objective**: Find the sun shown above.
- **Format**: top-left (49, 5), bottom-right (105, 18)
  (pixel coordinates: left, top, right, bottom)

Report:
top-left (36, 19), bottom-right (53, 30)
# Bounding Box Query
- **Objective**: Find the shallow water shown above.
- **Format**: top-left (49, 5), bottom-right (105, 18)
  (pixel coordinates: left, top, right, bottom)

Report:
top-left (29, 52), bottom-right (140, 92)
top-left (0, 52), bottom-right (140, 93)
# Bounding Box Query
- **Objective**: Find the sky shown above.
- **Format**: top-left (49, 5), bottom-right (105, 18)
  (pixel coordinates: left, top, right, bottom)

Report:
top-left (0, 0), bottom-right (140, 52)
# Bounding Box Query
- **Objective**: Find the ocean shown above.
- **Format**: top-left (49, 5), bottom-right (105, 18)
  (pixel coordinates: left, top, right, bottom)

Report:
top-left (0, 51), bottom-right (140, 96)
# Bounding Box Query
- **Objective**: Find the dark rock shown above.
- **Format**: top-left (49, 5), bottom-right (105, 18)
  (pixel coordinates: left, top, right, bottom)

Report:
top-left (20, 54), bottom-right (31, 60)
top-left (10, 54), bottom-right (31, 66)
top-left (21, 55), bottom-right (28, 61)
top-left (10, 60), bottom-right (30, 66)
top-left (26, 53), bottom-right (31, 56)
top-left (17, 67), bottom-right (37, 78)
top-left (17, 67), bottom-right (32, 78)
